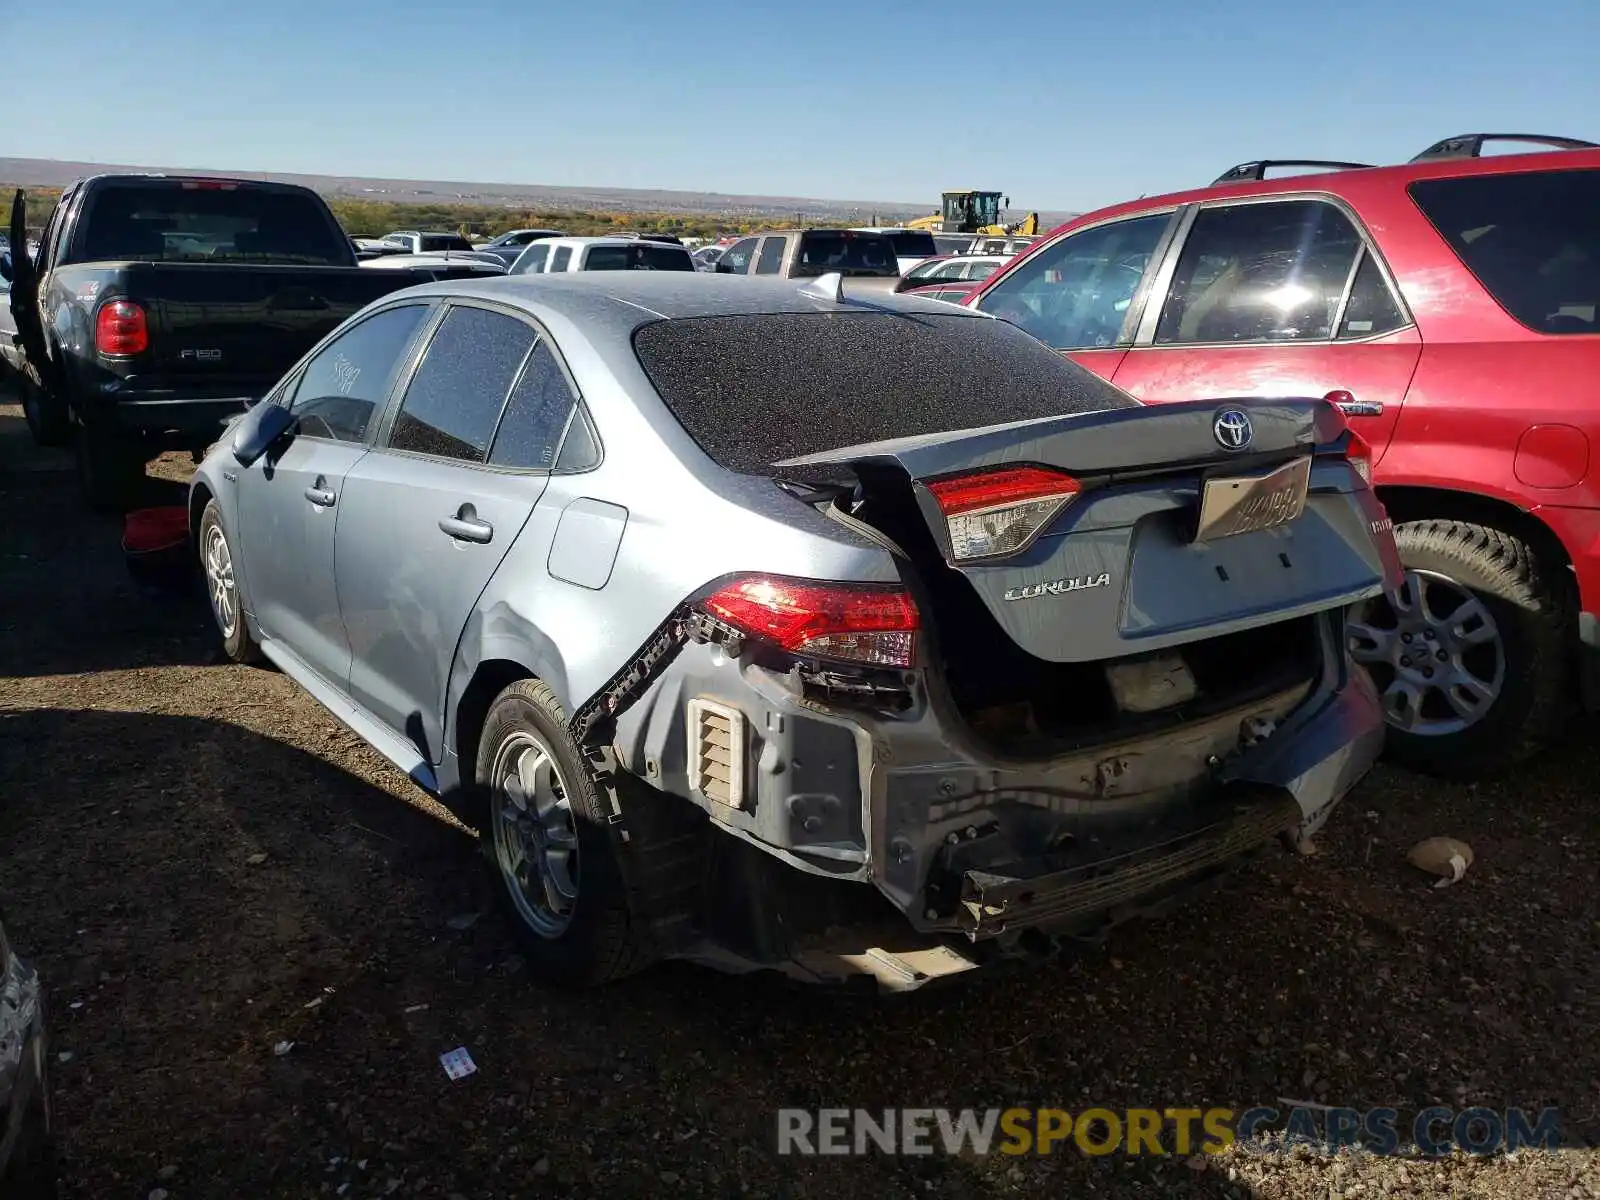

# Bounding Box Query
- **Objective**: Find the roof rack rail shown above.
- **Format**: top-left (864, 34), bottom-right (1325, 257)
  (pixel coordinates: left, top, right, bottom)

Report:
top-left (1211, 159), bottom-right (1375, 185)
top-left (1410, 133), bottom-right (1600, 162)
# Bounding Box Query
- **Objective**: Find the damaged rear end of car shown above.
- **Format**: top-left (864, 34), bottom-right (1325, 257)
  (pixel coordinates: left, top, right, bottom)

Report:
top-left (578, 301), bottom-right (1401, 990)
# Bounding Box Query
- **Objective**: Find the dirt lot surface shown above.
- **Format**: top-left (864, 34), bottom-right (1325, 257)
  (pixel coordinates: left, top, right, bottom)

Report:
top-left (2, 396), bottom-right (1599, 1199)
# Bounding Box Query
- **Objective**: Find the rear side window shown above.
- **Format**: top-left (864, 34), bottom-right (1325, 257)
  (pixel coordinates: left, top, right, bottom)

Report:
top-left (550, 247), bottom-right (572, 271)
top-left (488, 340), bottom-right (579, 470)
top-left (754, 237), bottom-right (785, 274)
top-left (632, 312), bottom-right (1137, 475)
top-left (74, 183), bottom-right (348, 265)
top-left (289, 304), bottom-right (430, 442)
top-left (1409, 169), bottom-right (1600, 334)
top-left (1154, 200), bottom-right (1365, 344)
top-left (794, 233), bottom-right (898, 277)
top-left (389, 306), bottom-right (536, 463)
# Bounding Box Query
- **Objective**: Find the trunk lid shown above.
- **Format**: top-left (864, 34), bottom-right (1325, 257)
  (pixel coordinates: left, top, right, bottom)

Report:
top-left (777, 396), bottom-right (1401, 663)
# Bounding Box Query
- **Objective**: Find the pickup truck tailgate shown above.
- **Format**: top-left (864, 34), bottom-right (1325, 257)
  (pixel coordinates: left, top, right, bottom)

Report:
top-left (110, 262), bottom-right (427, 388)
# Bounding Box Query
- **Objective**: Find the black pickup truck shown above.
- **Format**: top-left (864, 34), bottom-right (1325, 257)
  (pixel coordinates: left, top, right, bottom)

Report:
top-left (3, 175), bottom-right (447, 508)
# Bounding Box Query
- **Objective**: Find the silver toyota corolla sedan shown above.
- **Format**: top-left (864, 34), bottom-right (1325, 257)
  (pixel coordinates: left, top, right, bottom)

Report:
top-left (190, 272), bottom-right (1401, 991)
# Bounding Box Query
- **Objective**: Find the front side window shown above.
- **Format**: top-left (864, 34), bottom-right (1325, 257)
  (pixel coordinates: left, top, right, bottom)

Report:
top-left (1409, 168), bottom-right (1600, 335)
top-left (549, 246), bottom-right (572, 271)
top-left (388, 306), bottom-right (536, 463)
top-left (716, 238), bottom-right (759, 273)
top-left (289, 304), bottom-right (429, 442)
top-left (511, 244), bottom-right (551, 275)
top-left (1154, 200), bottom-right (1364, 345)
top-left (976, 213), bottom-right (1171, 349)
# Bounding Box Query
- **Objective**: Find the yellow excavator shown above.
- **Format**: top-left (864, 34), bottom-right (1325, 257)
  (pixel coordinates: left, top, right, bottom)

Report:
top-left (905, 190), bottom-right (1039, 237)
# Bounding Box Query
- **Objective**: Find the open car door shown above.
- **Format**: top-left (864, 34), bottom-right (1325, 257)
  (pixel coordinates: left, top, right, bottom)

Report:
top-left (7, 190), bottom-right (51, 389)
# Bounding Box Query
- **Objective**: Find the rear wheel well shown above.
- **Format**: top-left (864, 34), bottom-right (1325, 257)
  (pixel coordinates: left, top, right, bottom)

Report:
top-left (1375, 485), bottom-right (1577, 607)
top-left (455, 659), bottom-right (538, 786)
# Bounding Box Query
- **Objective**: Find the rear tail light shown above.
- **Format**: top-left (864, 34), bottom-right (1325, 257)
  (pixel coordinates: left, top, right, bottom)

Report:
top-left (95, 300), bottom-right (148, 355)
top-left (925, 465), bottom-right (1082, 562)
top-left (701, 575), bottom-right (920, 668)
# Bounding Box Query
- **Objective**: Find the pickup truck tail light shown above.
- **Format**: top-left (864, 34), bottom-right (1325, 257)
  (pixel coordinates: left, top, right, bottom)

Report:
top-left (701, 575), bottom-right (920, 668)
top-left (95, 300), bottom-right (148, 356)
top-left (925, 465), bottom-right (1082, 562)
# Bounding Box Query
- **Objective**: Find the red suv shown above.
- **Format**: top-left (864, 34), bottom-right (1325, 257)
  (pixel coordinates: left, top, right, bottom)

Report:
top-left (964, 133), bottom-right (1600, 779)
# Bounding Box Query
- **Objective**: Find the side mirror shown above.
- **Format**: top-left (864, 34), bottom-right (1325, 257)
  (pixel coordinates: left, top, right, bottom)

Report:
top-left (0, 253), bottom-right (12, 283)
top-left (232, 401), bottom-right (297, 467)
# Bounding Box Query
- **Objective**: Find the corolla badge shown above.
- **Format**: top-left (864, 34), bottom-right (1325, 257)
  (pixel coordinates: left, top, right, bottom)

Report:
top-left (1213, 408), bottom-right (1253, 450)
top-left (1003, 573), bottom-right (1112, 602)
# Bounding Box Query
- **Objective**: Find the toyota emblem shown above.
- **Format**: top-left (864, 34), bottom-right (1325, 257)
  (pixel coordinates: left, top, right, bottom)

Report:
top-left (1213, 408), bottom-right (1253, 451)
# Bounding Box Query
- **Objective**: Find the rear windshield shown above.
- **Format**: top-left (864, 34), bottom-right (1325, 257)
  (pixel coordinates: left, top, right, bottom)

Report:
top-left (73, 183), bottom-right (348, 265)
top-left (1409, 168), bottom-right (1600, 334)
top-left (631, 311), bottom-right (1137, 475)
top-left (793, 232), bottom-right (899, 277)
top-left (882, 230), bottom-right (938, 258)
top-left (419, 233), bottom-right (474, 251)
top-left (583, 244), bottom-right (694, 271)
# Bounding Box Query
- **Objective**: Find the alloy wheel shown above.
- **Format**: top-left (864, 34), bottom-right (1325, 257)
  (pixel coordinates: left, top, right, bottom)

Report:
top-left (203, 523), bottom-right (238, 639)
top-left (1349, 568), bottom-right (1506, 736)
top-left (488, 731), bottom-right (580, 938)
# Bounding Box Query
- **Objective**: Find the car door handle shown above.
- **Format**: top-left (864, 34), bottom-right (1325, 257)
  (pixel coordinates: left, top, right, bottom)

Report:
top-left (1325, 389), bottom-right (1384, 417)
top-left (439, 506), bottom-right (493, 544)
top-left (304, 477), bottom-right (336, 507)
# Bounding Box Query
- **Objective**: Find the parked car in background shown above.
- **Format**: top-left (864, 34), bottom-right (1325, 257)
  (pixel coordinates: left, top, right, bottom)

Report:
top-left (0, 908), bottom-right (53, 1196)
top-left (853, 226), bottom-right (940, 272)
top-left (691, 246), bottom-right (723, 272)
top-left (477, 228), bottom-right (563, 267)
top-left (966, 132), bottom-right (1600, 778)
top-left (192, 272), bottom-right (1396, 991)
top-left (381, 230), bottom-right (477, 254)
top-left (895, 253), bottom-right (1008, 291)
top-left (713, 228), bottom-right (900, 283)
top-left (4, 177), bottom-right (454, 509)
top-left (351, 236), bottom-right (408, 260)
top-left (970, 234), bottom-right (1037, 256)
top-left (361, 252), bottom-right (508, 279)
top-left (899, 281), bottom-right (982, 305)
top-left (508, 236), bottom-right (695, 274)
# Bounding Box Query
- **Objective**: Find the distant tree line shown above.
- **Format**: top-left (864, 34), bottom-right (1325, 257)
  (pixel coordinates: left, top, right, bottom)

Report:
top-left (5, 184), bottom-right (838, 240)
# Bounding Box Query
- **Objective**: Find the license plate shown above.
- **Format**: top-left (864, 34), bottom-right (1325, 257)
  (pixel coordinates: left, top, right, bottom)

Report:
top-left (1195, 455), bottom-right (1311, 542)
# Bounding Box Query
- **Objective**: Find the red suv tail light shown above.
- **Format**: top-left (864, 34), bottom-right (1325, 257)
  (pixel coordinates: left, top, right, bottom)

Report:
top-left (925, 465), bottom-right (1082, 562)
top-left (701, 576), bottom-right (920, 668)
top-left (95, 300), bottom-right (148, 356)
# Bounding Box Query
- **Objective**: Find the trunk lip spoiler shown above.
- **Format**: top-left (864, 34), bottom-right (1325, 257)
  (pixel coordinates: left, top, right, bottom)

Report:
top-left (770, 396), bottom-right (1350, 476)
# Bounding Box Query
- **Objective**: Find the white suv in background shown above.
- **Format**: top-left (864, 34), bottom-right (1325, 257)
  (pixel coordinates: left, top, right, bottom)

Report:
top-left (509, 236), bottom-right (695, 274)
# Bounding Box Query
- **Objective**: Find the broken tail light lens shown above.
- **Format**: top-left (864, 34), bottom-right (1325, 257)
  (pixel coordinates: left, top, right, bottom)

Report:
top-left (925, 465), bottom-right (1082, 562)
top-left (1344, 428), bottom-right (1374, 486)
top-left (702, 576), bottom-right (920, 668)
top-left (94, 299), bottom-right (149, 356)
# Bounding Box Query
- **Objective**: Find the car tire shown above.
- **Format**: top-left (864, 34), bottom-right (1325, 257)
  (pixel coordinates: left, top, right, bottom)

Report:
top-left (19, 378), bottom-right (71, 448)
top-left (198, 500), bottom-right (262, 665)
top-left (475, 679), bottom-right (654, 988)
top-left (1350, 519), bottom-right (1571, 779)
top-left (74, 423), bottom-right (145, 512)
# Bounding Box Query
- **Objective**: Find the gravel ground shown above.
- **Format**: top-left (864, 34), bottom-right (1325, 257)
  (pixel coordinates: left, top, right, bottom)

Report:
top-left (2, 397), bottom-right (1599, 1199)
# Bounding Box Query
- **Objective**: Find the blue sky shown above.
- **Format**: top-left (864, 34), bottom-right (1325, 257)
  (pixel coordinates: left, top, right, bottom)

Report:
top-left (14, 0), bottom-right (1599, 212)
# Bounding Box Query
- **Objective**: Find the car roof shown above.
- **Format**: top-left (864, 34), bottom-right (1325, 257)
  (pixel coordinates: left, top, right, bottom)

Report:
top-left (391, 272), bottom-right (992, 334)
top-left (1037, 145), bottom-right (1600, 240)
top-left (544, 236), bottom-right (691, 248)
